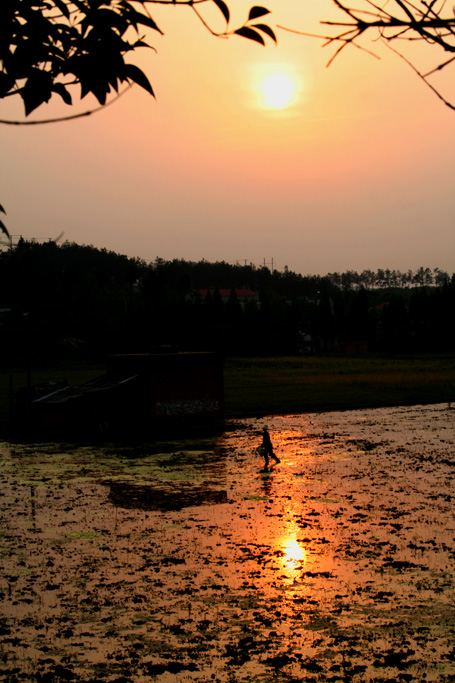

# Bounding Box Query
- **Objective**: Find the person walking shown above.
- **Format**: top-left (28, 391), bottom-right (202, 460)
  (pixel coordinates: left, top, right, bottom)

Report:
top-left (259, 426), bottom-right (280, 470)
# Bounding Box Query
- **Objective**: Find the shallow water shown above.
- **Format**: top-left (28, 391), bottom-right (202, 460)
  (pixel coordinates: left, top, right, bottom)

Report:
top-left (1, 403), bottom-right (454, 682)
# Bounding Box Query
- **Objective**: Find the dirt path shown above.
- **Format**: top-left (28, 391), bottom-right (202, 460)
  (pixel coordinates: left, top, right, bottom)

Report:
top-left (1, 403), bottom-right (454, 682)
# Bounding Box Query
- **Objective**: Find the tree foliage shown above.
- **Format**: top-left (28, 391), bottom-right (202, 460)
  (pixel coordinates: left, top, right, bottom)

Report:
top-left (0, 0), bottom-right (275, 237)
top-left (0, 0), bottom-right (275, 118)
top-left (0, 241), bottom-right (453, 360)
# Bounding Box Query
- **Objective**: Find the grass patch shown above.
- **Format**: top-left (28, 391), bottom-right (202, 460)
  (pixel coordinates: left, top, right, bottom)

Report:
top-left (223, 354), bottom-right (455, 416)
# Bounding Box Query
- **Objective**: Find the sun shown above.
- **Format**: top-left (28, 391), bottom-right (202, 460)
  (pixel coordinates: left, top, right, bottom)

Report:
top-left (261, 73), bottom-right (296, 109)
top-left (248, 63), bottom-right (301, 112)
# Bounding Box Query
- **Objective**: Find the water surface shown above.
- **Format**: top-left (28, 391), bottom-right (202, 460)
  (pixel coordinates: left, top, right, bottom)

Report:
top-left (1, 403), bottom-right (454, 682)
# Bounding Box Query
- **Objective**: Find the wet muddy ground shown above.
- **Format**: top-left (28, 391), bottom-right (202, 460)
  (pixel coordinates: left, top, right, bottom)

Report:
top-left (1, 403), bottom-right (454, 683)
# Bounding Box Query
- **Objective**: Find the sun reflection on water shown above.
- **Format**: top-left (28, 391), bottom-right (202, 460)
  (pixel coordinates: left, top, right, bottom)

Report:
top-left (283, 538), bottom-right (305, 567)
top-left (279, 536), bottom-right (308, 581)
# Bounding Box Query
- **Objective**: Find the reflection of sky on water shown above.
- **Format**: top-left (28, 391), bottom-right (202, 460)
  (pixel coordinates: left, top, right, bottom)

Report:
top-left (1, 404), bottom-right (454, 681)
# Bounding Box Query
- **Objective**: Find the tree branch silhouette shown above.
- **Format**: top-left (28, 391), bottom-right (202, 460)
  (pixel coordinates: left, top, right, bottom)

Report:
top-left (0, 86), bottom-right (132, 126)
top-left (278, 0), bottom-right (455, 110)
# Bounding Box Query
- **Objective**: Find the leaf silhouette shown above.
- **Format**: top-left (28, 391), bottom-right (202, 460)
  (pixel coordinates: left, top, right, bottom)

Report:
top-left (52, 83), bottom-right (73, 105)
top-left (213, 0), bottom-right (230, 23)
top-left (248, 6), bottom-right (271, 21)
top-left (0, 218), bottom-right (9, 238)
top-left (123, 64), bottom-right (155, 97)
top-left (52, 0), bottom-right (70, 18)
top-left (234, 26), bottom-right (265, 45)
top-left (252, 23), bottom-right (277, 43)
top-left (22, 70), bottom-right (53, 115)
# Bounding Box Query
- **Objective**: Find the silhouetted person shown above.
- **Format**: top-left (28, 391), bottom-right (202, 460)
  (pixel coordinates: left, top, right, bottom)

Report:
top-left (260, 426), bottom-right (280, 470)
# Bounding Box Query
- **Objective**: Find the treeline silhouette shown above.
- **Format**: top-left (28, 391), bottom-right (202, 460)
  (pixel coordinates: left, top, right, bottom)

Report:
top-left (1, 240), bottom-right (453, 361)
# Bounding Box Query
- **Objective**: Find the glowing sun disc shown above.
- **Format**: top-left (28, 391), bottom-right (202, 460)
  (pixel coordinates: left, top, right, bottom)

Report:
top-left (261, 74), bottom-right (295, 109)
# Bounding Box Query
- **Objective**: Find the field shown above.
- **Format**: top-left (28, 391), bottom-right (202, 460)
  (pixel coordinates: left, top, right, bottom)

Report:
top-left (1, 403), bottom-right (454, 682)
top-left (1, 354), bottom-right (454, 430)
top-left (223, 354), bottom-right (455, 416)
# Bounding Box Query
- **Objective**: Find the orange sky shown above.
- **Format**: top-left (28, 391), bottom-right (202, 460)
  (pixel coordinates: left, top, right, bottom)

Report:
top-left (1, 0), bottom-right (454, 274)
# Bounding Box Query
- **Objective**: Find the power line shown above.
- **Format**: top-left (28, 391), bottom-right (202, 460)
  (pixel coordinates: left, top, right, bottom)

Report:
top-left (231, 258), bottom-right (277, 271)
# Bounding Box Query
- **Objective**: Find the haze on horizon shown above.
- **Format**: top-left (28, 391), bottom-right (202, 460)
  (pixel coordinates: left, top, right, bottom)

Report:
top-left (1, 0), bottom-right (454, 277)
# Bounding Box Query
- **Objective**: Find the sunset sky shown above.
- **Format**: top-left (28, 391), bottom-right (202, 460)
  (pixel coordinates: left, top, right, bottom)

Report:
top-left (1, 0), bottom-right (454, 276)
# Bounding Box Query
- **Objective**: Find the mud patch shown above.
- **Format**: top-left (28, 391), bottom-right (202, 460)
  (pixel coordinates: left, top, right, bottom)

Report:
top-left (0, 403), bottom-right (454, 682)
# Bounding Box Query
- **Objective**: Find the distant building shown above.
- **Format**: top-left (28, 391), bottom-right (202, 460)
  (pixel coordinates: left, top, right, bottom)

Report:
top-left (194, 289), bottom-right (259, 309)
